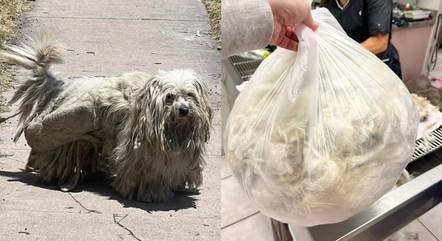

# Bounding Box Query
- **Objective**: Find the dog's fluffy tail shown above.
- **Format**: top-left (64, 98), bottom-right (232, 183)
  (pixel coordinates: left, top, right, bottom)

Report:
top-left (0, 36), bottom-right (64, 141)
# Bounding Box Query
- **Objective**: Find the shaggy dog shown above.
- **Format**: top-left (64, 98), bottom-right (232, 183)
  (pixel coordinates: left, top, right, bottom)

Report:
top-left (0, 37), bottom-right (213, 202)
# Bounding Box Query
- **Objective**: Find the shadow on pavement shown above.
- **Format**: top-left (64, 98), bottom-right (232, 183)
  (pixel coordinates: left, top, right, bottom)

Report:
top-left (0, 169), bottom-right (58, 190)
top-left (0, 170), bottom-right (198, 212)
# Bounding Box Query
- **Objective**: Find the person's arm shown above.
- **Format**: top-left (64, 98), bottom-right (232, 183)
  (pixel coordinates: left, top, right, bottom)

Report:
top-left (363, 0), bottom-right (392, 54)
top-left (221, 0), bottom-right (318, 58)
top-left (361, 32), bottom-right (389, 54)
top-left (221, 0), bottom-right (274, 58)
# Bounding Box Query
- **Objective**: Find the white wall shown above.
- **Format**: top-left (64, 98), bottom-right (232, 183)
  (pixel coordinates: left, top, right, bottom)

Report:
top-left (419, 0), bottom-right (441, 77)
top-left (398, 0), bottom-right (418, 6)
top-left (417, 0), bottom-right (441, 11)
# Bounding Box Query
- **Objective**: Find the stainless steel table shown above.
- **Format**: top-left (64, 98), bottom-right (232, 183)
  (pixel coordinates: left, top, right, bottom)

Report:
top-left (289, 164), bottom-right (441, 241)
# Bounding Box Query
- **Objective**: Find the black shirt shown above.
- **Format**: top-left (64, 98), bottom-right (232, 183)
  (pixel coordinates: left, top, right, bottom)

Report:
top-left (324, 0), bottom-right (402, 78)
top-left (325, 0), bottom-right (392, 43)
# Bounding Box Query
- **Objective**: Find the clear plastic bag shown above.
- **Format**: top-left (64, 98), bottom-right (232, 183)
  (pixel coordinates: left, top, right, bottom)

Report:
top-left (224, 8), bottom-right (419, 226)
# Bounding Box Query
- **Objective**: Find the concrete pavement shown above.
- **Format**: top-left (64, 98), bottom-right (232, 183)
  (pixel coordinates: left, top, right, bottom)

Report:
top-left (0, 0), bottom-right (221, 240)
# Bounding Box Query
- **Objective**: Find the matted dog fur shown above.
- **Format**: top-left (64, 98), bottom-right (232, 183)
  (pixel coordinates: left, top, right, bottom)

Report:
top-left (0, 36), bottom-right (213, 202)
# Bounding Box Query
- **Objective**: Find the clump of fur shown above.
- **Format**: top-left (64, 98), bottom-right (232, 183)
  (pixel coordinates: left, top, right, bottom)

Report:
top-left (410, 93), bottom-right (439, 122)
top-left (0, 36), bottom-right (64, 141)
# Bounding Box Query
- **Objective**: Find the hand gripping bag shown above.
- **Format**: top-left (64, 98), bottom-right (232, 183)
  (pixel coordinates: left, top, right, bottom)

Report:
top-left (224, 8), bottom-right (419, 226)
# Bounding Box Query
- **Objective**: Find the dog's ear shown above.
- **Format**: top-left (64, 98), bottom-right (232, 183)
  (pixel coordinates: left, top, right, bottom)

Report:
top-left (115, 76), bottom-right (167, 161)
top-left (140, 76), bottom-right (168, 148)
top-left (192, 77), bottom-right (213, 142)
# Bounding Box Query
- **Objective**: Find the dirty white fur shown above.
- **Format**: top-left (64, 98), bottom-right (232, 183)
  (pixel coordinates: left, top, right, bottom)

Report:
top-left (0, 37), bottom-right (213, 202)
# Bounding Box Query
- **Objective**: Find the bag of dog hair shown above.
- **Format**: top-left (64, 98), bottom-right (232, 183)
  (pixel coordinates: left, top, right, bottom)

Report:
top-left (224, 8), bottom-right (419, 226)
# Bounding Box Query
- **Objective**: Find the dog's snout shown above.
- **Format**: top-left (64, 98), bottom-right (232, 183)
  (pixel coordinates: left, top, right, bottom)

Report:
top-left (179, 106), bottom-right (189, 116)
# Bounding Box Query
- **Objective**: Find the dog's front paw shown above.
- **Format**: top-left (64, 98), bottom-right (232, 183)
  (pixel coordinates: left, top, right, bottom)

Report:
top-left (176, 183), bottom-right (200, 194)
top-left (139, 188), bottom-right (175, 202)
top-left (186, 169), bottom-right (203, 189)
top-left (174, 170), bottom-right (202, 194)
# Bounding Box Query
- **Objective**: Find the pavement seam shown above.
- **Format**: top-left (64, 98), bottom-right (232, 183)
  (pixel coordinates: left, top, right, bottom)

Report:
top-left (0, 153), bottom-right (14, 158)
top-left (112, 214), bottom-right (142, 241)
top-left (418, 219), bottom-right (440, 241)
top-left (27, 15), bottom-right (207, 22)
top-left (2, 209), bottom-right (77, 214)
top-left (221, 211), bottom-right (261, 230)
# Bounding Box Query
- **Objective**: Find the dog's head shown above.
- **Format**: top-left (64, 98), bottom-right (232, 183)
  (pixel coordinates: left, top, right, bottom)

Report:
top-left (154, 69), bottom-right (210, 125)
top-left (132, 69), bottom-right (212, 151)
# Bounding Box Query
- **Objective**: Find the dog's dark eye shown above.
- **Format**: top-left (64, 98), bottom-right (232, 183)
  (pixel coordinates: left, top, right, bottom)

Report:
top-left (165, 93), bottom-right (175, 105)
top-left (187, 92), bottom-right (195, 98)
top-left (166, 93), bottom-right (175, 101)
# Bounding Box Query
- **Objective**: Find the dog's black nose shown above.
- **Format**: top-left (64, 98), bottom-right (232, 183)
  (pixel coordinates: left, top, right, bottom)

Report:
top-left (179, 106), bottom-right (189, 116)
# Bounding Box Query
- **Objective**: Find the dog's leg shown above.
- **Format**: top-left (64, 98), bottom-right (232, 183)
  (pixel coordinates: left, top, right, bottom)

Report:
top-left (26, 140), bottom-right (99, 191)
top-left (185, 166), bottom-right (203, 191)
top-left (139, 184), bottom-right (175, 202)
top-left (113, 172), bottom-right (176, 202)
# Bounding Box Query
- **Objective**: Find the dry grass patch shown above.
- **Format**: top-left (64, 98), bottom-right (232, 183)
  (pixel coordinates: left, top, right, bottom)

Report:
top-left (202, 0), bottom-right (220, 48)
top-left (0, 0), bottom-right (27, 112)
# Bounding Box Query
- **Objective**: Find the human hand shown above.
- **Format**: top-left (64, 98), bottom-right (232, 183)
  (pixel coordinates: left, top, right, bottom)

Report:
top-left (268, 0), bottom-right (319, 51)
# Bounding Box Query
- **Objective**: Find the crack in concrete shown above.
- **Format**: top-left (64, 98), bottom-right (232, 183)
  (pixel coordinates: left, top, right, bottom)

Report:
top-left (0, 112), bottom-right (20, 124)
top-left (68, 193), bottom-right (102, 214)
top-left (28, 15), bottom-right (206, 22)
top-left (112, 214), bottom-right (142, 241)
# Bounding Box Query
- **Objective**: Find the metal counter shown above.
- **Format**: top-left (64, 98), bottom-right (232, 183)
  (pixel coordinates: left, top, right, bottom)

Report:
top-left (289, 165), bottom-right (441, 241)
top-left (392, 17), bottom-right (436, 30)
